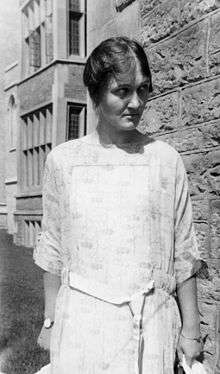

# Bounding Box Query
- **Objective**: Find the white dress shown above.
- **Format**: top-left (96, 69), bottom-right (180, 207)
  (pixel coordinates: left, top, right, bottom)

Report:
top-left (34, 133), bottom-right (201, 374)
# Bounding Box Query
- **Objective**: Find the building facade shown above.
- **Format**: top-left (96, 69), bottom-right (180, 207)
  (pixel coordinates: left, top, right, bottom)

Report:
top-left (4, 0), bottom-right (87, 247)
top-left (2, 0), bottom-right (220, 372)
top-left (0, 0), bottom-right (20, 229)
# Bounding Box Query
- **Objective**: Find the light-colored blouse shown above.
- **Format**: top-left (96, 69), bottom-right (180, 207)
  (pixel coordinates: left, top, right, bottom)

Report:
top-left (34, 134), bottom-right (201, 374)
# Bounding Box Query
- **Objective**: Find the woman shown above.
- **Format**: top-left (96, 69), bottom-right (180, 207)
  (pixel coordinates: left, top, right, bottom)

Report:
top-left (34, 37), bottom-right (203, 373)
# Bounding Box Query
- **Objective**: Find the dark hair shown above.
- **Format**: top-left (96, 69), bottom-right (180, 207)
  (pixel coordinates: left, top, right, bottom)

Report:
top-left (83, 36), bottom-right (153, 106)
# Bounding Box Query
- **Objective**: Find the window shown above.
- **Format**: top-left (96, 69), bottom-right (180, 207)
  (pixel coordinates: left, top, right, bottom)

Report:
top-left (29, 27), bottom-right (41, 68)
top-left (45, 0), bottom-right (53, 63)
top-left (67, 104), bottom-right (86, 140)
top-left (24, 219), bottom-right (41, 247)
top-left (68, 0), bottom-right (86, 57)
top-left (69, 13), bottom-right (80, 55)
top-left (8, 95), bottom-right (17, 149)
top-left (22, 0), bottom-right (53, 76)
top-left (21, 104), bottom-right (52, 190)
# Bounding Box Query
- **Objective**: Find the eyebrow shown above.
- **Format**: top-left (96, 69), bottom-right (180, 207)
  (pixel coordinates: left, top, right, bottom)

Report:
top-left (140, 79), bottom-right (151, 85)
top-left (111, 74), bottom-right (151, 90)
top-left (113, 80), bottom-right (150, 89)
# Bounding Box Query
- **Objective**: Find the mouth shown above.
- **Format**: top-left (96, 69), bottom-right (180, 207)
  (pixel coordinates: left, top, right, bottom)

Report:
top-left (123, 113), bottom-right (140, 119)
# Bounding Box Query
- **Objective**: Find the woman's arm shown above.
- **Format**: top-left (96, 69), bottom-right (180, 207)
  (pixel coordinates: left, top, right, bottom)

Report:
top-left (33, 153), bottom-right (63, 349)
top-left (43, 271), bottom-right (61, 320)
top-left (37, 272), bottom-right (61, 350)
top-left (177, 275), bottom-right (202, 366)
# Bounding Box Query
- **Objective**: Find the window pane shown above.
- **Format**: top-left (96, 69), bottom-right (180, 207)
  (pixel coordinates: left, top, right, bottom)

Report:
top-left (69, 0), bottom-right (80, 12)
top-left (45, 15), bottom-right (53, 63)
top-left (21, 104), bottom-right (53, 189)
top-left (68, 106), bottom-right (80, 140)
top-left (69, 13), bottom-right (80, 55)
top-left (29, 28), bottom-right (41, 68)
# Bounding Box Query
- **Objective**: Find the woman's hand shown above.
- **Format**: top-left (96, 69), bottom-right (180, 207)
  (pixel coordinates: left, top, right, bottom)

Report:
top-left (176, 276), bottom-right (203, 366)
top-left (37, 325), bottom-right (52, 351)
top-left (177, 332), bottom-right (203, 367)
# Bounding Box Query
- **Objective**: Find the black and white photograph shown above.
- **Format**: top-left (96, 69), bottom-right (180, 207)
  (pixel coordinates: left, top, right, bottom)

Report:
top-left (0, 0), bottom-right (219, 373)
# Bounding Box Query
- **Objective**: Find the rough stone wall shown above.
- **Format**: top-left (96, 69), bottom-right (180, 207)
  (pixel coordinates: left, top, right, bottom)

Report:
top-left (138, 1), bottom-right (220, 372)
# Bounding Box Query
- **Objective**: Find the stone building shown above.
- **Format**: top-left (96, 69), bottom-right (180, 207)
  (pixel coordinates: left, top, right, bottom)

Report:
top-left (2, 0), bottom-right (220, 372)
top-left (4, 0), bottom-right (87, 247)
top-left (0, 0), bottom-right (20, 230)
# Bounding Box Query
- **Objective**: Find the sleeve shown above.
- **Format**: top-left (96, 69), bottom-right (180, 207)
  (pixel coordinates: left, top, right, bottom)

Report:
top-left (174, 154), bottom-right (204, 285)
top-left (33, 152), bottom-right (63, 276)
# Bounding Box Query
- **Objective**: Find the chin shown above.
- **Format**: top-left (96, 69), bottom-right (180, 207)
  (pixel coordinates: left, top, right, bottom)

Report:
top-left (119, 125), bottom-right (136, 131)
top-left (121, 120), bottom-right (137, 130)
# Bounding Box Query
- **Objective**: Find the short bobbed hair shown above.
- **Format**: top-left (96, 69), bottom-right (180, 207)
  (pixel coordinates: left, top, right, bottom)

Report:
top-left (83, 36), bottom-right (153, 106)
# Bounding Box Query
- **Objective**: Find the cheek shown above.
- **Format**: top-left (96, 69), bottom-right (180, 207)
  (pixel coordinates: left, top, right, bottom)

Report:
top-left (103, 97), bottom-right (125, 116)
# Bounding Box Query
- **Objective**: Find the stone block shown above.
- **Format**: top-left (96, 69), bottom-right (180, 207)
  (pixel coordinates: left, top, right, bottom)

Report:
top-left (210, 200), bottom-right (220, 259)
top-left (199, 300), bottom-right (217, 330)
top-left (139, 0), bottom-right (164, 14)
top-left (209, 12), bottom-right (220, 53)
top-left (214, 309), bottom-right (220, 374)
top-left (64, 65), bottom-right (86, 102)
top-left (198, 301), bottom-right (216, 344)
top-left (210, 51), bottom-right (220, 76)
top-left (192, 198), bottom-right (210, 221)
top-left (139, 92), bottom-right (179, 133)
top-left (148, 20), bottom-right (208, 94)
top-left (194, 221), bottom-right (210, 258)
top-left (181, 78), bottom-right (220, 126)
top-left (182, 150), bottom-right (220, 197)
top-left (16, 195), bottom-right (42, 211)
top-left (141, 0), bottom-right (179, 44)
top-left (197, 281), bottom-right (220, 372)
top-left (179, 0), bottom-right (220, 26)
top-left (157, 121), bottom-right (220, 152)
top-left (19, 66), bottom-right (54, 112)
top-left (115, 0), bottom-right (135, 12)
top-left (198, 278), bottom-right (220, 302)
top-left (197, 300), bottom-right (218, 370)
top-left (208, 259), bottom-right (220, 278)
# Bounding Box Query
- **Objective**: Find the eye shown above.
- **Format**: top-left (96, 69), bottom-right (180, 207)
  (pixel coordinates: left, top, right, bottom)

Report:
top-left (113, 87), bottom-right (130, 98)
top-left (138, 84), bottom-right (149, 99)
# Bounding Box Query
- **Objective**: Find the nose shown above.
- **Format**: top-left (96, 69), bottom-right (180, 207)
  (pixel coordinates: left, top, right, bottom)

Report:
top-left (128, 91), bottom-right (141, 109)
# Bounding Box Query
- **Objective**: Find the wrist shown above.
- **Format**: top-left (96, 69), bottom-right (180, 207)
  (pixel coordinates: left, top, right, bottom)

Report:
top-left (182, 315), bottom-right (200, 330)
top-left (43, 317), bottom-right (54, 329)
top-left (181, 323), bottom-right (201, 338)
top-left (180, 331), bottom-right (202, 344)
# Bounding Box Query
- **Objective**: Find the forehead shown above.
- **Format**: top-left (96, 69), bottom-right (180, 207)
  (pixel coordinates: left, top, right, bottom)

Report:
top-left (110, 62), bottom-right (149, 89)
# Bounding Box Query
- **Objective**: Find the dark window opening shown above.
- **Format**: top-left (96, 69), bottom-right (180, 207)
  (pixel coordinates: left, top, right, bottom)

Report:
top-left (68, 106), bottom-right (81, 140)
top-left (69, 12), bottom-right (81, 55)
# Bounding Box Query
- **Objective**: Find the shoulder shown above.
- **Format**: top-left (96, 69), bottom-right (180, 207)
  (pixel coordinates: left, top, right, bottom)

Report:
top-left (145, 139), bottom-right (181, 162)
top-left (46, 138), bottom-right (83, 167)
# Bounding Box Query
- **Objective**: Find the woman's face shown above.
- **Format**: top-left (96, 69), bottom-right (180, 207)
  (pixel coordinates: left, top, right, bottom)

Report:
top-left (97, 60), bottom-right (150, 132)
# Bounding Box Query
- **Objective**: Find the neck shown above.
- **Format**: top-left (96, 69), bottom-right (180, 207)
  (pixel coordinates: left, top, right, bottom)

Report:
top-left (96, 121), bottom-right (143, 146)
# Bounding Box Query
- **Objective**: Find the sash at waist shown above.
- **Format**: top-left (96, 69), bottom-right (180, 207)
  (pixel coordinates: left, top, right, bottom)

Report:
top-left (61, 268), bottom-right (176, 304)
